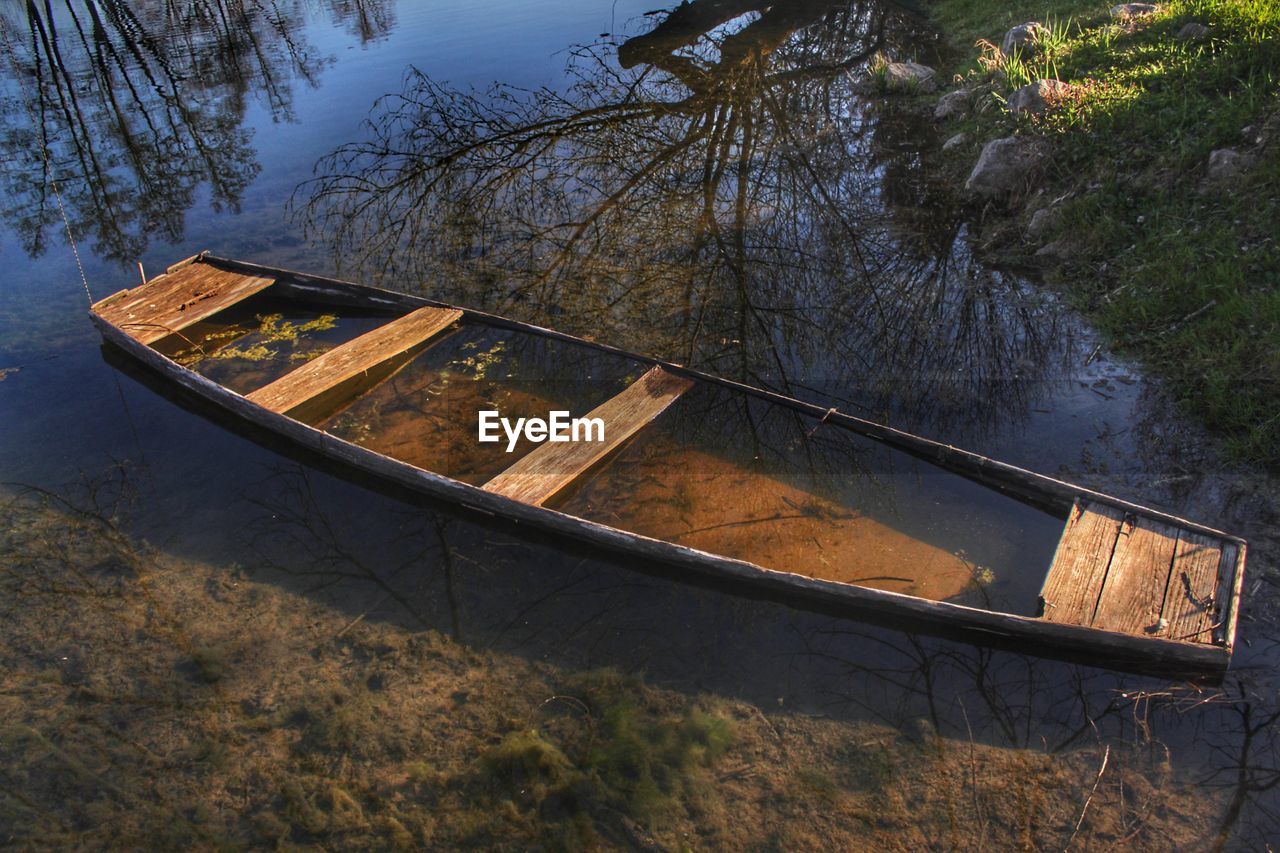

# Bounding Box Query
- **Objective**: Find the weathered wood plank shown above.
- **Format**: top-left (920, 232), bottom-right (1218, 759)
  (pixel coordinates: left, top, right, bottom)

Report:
top-left (93, 263), bottom-right (219, 325)
top-left (1161, 532), bottom-right (1224, 642)
top-left (482, 366), bottom-right (694, 506)
top-left (93, 263), bottom-right (275, 345)
top-left (244, 306), bottom-right (463, 417)
top-left (1039, 500), bottom-right (1124, 626)
top-left (1219, 542), bottom-right (1244, 648)
top-left (166, 253), bottom-right (205, 274)
top-left (1091, 516), bottom-right (1179, 634)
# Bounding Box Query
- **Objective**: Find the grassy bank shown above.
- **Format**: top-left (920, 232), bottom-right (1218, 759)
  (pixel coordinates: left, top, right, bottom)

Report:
top-left (929, 0), bottom-right (1280, 464)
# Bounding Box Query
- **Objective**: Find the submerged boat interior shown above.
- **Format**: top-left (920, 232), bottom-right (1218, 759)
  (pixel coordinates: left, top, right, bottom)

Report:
top-left (91, 255), bottom-right (1246, 670)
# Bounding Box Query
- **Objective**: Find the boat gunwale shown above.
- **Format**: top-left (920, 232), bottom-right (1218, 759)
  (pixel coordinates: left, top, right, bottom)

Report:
top-left (88, 252), bottom-right (1245, 671)
top-left (197, 254), bottom-right (1248, 545)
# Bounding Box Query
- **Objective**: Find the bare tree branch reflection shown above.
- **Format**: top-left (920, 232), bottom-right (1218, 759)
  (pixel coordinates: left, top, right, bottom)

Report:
top-left (300, 0), bottom-right (1068, 430)
top-left (241, 465), bottom-right (441, 629)
top-left (0, 0), bottom-right (389, 263)
top-left (793, 618), bottom-right (1280, 846)
top-left (322, 0), bottom-right (395, 45)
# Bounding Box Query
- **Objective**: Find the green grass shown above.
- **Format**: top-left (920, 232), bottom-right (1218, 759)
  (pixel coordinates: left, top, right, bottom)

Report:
top-left (977, 17), bottom-right (1076, 88)
top-left (584, 700), bottom-right (734, 821)
top-left (931, 0), bottom-right (1280, 464)
top-left (932, 0), bottom-right (1108, 52)
top-left (477, 670), bottom-right (737, 844)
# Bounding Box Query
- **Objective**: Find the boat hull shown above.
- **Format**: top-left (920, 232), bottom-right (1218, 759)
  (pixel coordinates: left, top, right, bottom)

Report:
top-left (89, 254), bottom-right (1246, 678)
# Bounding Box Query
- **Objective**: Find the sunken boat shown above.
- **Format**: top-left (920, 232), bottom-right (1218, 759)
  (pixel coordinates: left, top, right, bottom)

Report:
top-left (90, 254), bottom-right (1247, 675)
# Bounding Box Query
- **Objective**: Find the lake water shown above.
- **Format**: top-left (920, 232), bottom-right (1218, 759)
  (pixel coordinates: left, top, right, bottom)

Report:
top-left (1, 0), bottom-right (1277, 847)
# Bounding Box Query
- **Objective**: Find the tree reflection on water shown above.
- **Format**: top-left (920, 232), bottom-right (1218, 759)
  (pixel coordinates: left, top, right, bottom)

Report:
top-left (0, 0), bottom-right (391, 263)
top-left (300, 0), bottom-right (1067, 432)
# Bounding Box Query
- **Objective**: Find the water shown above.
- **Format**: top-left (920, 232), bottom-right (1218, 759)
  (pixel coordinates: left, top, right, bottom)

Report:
top-left (1, 0), bottom-right (1278, 847)
top-left (555, 382), bottom-right (1063, 609)
top-left (318, 322), bottom-right (646, 482)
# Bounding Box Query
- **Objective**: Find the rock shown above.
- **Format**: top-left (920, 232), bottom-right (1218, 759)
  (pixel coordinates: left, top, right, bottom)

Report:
top-left (1264, 109), bottom-right (1280, 140)
top-left (1110, 3), bottom-right (1159, 19)
top-left (1177, 22), bottom-right (1210, 40)
top-left (942, 132), bottom-right (970, 151)
top-left (934, 89), bottom-right (968, 121)
top-left (1027, 206), bottom-right (1063, 240)
top-left (1007, 79), bottom-right (1074, 115)
top-left (965, 136), bottom-right (1046, 197)
top-left (1035, 239), bottom-right (1069, 261)
top-left (1204, 148), bottom-right (1257, 183)
top-left (882, 61), bottom-right (937, 93)
top-left (1001, 22), bottom-right (1049, 57)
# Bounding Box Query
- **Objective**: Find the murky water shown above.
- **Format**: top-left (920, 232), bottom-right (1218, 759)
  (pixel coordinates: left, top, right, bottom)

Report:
top-left (2, 0), bottom-right (1278, 847)
top-left (319, 323), bottom-right (646, 482)
top-left (166, 295), bottom-right (400, 391)
top-left (554, 381), bottom-right (1063, 609)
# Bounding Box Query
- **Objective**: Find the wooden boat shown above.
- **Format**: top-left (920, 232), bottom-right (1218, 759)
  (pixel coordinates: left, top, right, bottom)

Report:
top-left (90, 253), bottom-right (1247, 675)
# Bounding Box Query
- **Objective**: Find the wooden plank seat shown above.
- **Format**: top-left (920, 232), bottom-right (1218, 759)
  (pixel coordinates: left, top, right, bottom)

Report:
top-left (1039, 499), bottom-right (1234, 643)
top-left (483, 366), bottom-right (694, 506)
top-left (92, 263), bottom-right (275, 345)
top-left (245, 306), bottom-right (463, 419)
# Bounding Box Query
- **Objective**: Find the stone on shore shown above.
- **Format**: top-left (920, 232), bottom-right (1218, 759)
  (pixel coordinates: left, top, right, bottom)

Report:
top-left (934, 89), bottom-right (968, 121)
top-left (1007, 79), bottom-right (1074, 116)
top-left (1001, 22), bottom-right (1049, 57)
top-left (965, 137), bottom-right (1046, 197)
top-left (1110, 3), bottom-right (1160, 19)
top-left (942, 132), bottom-right (970, 151)
top-left (882, 61), bottom-right (938, 93)
top-left (1026, 206), bottom-right (1063, 240)
top-left (1204, 148), bottom-right (1257, 184)
top-left (1034, 238), bottom-right (1071, 261)
top-left (1177, 22), bottom-right (1210, 40)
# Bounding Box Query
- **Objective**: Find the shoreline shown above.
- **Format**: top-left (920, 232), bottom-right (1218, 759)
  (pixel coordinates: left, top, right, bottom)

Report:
top-left (883, 0), bottom-right (1280, 467)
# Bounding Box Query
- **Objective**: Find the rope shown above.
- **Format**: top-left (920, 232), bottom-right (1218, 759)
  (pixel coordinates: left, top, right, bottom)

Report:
top-left (0, 16), bottom-right (93, 304)
top-left (0, 13), bottom-right (147, 472)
